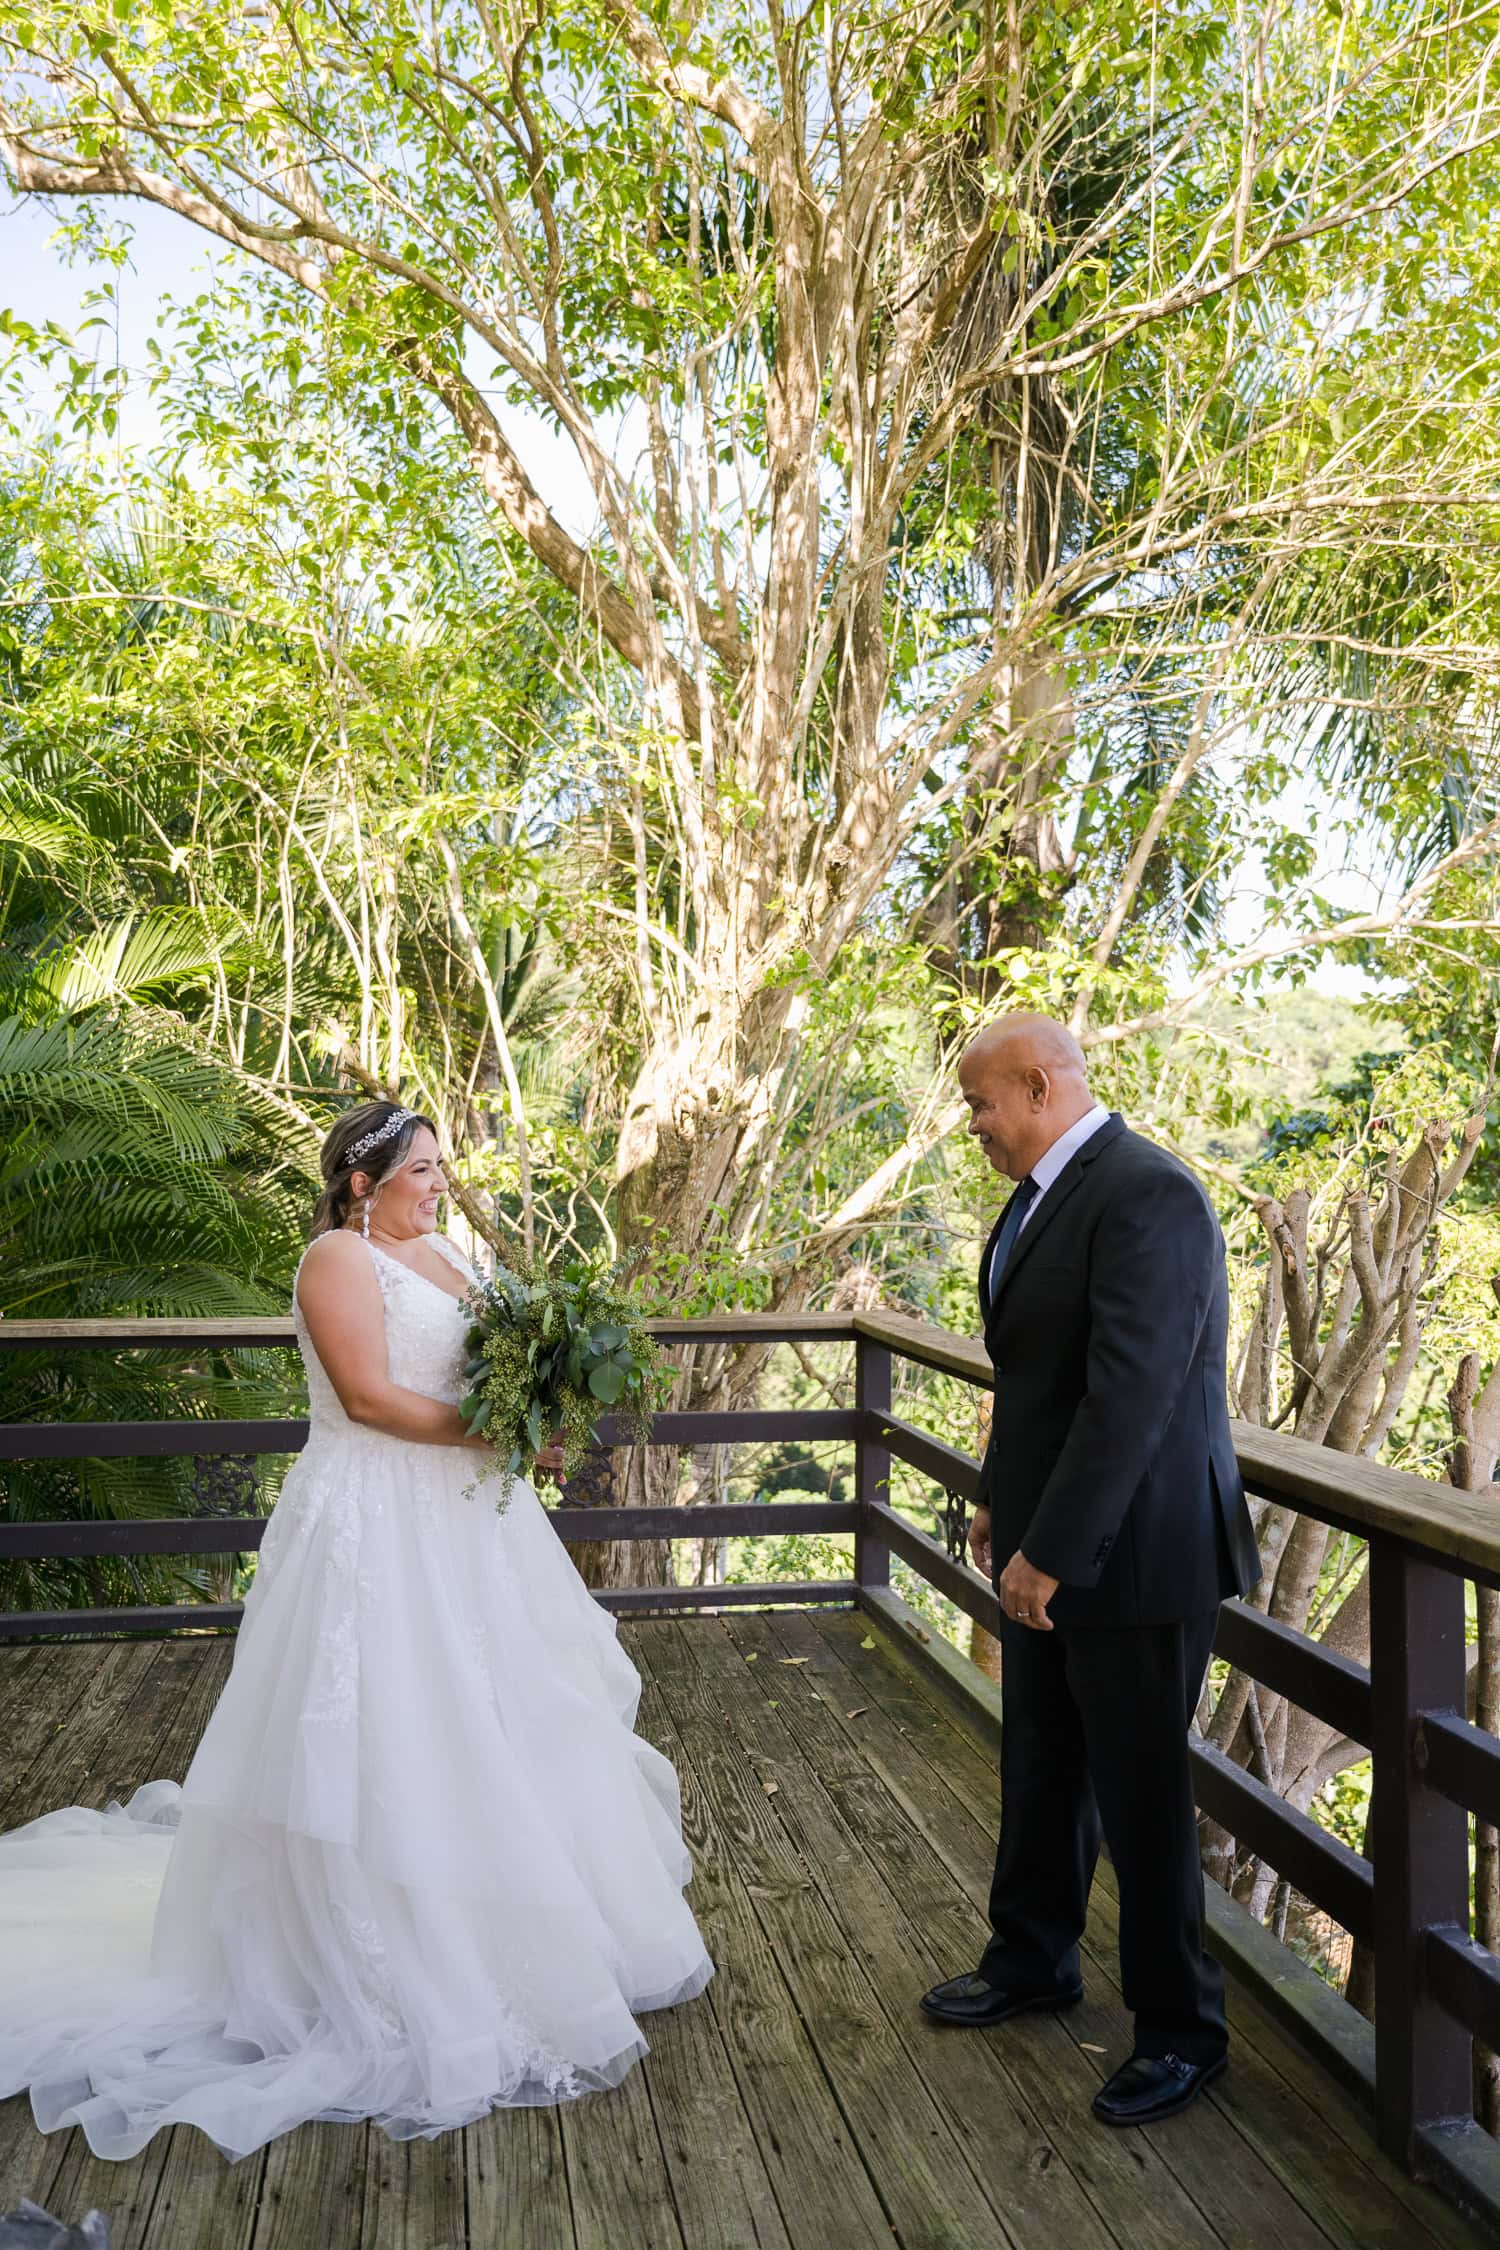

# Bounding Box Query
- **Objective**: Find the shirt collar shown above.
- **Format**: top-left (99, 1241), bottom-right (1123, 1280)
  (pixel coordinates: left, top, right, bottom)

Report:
top-left (1029, 1102), bottom-right (1113, 1197)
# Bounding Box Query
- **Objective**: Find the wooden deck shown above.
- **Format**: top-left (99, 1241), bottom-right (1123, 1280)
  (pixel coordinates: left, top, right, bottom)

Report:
top-left (0, 1612), bottom-right (1483, 2250)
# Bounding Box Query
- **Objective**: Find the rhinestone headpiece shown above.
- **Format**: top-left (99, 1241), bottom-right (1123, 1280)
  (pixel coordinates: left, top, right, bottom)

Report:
top-left (347, 1107), bottom-right (418, 1165)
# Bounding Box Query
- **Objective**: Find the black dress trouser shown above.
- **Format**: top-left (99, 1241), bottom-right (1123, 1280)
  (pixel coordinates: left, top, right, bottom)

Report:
top-left (978, 1604), bottom-right (1226, 2065)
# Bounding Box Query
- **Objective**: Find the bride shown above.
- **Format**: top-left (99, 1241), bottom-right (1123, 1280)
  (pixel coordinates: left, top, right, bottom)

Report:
top-left (0, 1101), bottom-right (713, 2162)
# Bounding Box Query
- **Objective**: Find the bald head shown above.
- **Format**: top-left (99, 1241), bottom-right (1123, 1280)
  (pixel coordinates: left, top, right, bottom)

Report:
top-left (963, 1012), bottom-right (1088, 1082)
top-left (958, 1012), bottom-right (1095, 1180)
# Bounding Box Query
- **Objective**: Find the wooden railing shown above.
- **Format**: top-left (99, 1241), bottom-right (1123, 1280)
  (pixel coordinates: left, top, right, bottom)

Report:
top-left (5, 1306), bottom-right (1500, 2224)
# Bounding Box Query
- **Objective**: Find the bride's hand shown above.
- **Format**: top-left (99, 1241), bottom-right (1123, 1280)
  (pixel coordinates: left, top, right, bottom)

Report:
top-left (535, 1440), bottom-right (567, 1485)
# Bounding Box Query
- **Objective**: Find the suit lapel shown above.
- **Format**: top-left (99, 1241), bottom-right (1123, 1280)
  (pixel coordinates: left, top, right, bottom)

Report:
top-left (983, 1112), bottom-right (1128, 1325)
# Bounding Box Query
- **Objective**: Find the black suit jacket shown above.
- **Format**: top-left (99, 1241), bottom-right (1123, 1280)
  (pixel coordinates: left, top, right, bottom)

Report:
top-left (976, 1114), bottom-right (1260, 1627)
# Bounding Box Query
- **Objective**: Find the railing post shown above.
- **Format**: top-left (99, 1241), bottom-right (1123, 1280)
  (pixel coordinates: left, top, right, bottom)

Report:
top-left (1369, 1536), bottom-right (1472, 2165)
top-left (854, 1333), bottom-right (892, 1596)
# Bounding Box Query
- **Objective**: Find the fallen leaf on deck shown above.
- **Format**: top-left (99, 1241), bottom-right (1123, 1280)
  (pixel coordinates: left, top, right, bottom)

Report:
top-left (860, 1635), bottom-right (877, 1649)
top-left (1080, 2043), bottom-right (1106, 2054)
top-left (762, 1779), bottom-right (780, 1796)
top-left (780, 1656), bottom-right (809, 1665)
top-left (767, 1699), bottom-right (780, 1707)
top-left (846, 1707), bottom-right (869, 1719)
top-left (744, 1651), bottom-right (759, 1662)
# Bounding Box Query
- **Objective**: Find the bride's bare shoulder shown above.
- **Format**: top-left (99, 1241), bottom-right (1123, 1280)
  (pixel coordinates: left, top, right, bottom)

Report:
top-left (297, 1229), bottom-right (378, 1305)
top-left (302, 1228), bottom-right (370, 1266)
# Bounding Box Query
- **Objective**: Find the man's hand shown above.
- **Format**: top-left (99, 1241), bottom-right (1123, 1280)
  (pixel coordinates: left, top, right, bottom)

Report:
top-left (968, 1505), bottom-right (992, 1579)
top-left (998, 1550), bottom-right (1060, 1631)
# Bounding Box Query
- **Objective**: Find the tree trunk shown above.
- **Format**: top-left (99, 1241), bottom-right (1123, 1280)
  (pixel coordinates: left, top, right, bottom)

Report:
top-left (1345, 1793), bottom-right (1377, 2020)
top-left (561, 1441), bottom-right (675, 1592)
top-left (1202, 1124), bottom-right (1486, 1947)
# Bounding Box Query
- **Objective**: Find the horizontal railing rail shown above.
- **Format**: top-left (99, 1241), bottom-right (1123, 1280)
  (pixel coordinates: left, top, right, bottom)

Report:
top-left (0, 1314), bottom-right (871, 1635)
top-left (0, 1312), bottom-right (858, 1351)
top-left (8, 1304), bottom-right (1500, 2220)
top-left (0, 1408), bottom-right (860, 1462)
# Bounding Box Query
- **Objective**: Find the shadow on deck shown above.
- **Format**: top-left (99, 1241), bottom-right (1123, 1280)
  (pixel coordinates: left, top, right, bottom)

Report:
top-left (0, 1610), bottom-right (1481, 2250)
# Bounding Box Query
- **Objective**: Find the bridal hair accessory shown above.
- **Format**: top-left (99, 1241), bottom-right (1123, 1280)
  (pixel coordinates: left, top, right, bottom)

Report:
top-left (348, 1107), bottom-right (417, 1164)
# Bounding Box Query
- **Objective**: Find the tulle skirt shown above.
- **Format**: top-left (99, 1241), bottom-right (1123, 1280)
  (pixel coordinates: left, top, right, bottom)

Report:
top-left (0, 1431), bottom-right (713, 2161)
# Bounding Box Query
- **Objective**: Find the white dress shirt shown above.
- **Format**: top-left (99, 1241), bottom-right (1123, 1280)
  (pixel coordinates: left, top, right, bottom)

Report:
top-left (989, 1102), bottom-right (1113, 1299)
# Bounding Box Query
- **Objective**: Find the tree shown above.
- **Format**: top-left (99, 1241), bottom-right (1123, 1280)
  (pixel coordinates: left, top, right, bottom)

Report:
top-left (1446, 1340), bottom-right (1500, 2131)
top-left (8, 0), bottom-right (1500, 1586)
top-left (5, 0), bottom-right (1500, 1213)
top-left (1201, 1073), bottom-right (1493, 1943)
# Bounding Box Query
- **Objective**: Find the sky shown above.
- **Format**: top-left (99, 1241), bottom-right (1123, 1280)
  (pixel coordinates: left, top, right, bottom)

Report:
top-left (2, 189), bottom-right (1383, 1002)
top-left (2, 194), bottom-right (608, 537)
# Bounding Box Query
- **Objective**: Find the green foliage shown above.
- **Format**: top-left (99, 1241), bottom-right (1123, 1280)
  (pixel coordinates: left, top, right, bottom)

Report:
top-left (721, 1531), bottom-right (853, 1590)
top-left (1313, 1759), bottom-right (1373, 1862)
top-left (459, 1254), bottom-right (666, 1482)
top-left (5, 0), bottom-right (1500, 1638)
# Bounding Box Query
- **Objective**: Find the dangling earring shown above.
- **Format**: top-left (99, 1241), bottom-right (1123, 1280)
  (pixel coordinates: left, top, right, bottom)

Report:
top-left (361, 1195), bottom-right (371, 1241)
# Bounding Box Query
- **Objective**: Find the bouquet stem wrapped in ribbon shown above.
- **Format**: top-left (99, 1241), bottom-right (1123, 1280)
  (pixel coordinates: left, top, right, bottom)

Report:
top-left (459, 1255), bottom-right (665, 1503)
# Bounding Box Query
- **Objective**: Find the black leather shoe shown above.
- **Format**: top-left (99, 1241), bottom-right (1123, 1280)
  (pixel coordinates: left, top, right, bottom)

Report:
top-left (920, 1972), bottom-right (1083, 2027)
top-left (1091, 2049), bottom-right (1226, 2125)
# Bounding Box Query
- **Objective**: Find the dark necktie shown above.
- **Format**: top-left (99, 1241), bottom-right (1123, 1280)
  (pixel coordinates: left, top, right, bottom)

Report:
top-left (987, 1175), bottom-right (1038, 1305)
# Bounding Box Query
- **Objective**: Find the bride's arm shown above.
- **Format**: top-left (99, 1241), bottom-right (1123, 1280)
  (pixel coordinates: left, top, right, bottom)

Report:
top-left (297, 1233), bottom-right (487, 1447)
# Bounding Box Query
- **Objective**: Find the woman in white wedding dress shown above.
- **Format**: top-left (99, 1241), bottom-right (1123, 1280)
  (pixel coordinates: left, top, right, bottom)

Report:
top-left (0, 1101), bottom-right (713, 2162)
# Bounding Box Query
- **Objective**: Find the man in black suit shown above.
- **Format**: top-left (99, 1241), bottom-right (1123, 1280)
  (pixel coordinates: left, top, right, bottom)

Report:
top-left (920, 1013), bottom-right (1260, 2125)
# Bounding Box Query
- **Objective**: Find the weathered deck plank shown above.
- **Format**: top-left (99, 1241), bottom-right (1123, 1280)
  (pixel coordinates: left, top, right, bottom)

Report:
top-left (615, 1667), bottom-right (793, 2250)
top-left (360, 2122), bottom-right (465, 2250)
top-left (0, 1640), bottom-right (165, 1828)
top-left (707, 1612), bottom-right (1133, 2250)
top-left (0, 1616), bottom-right (1489, 2249)
top-left (559, 2049), bottom-right (686, 2250)
top-left (817, 1605), bottom-right (1484, 2249)
top-left (630, 1634), bottom-right (895, 2250)
top-left (0, 1643), bottom-right (82, 1795)
top-left (648, 1616), bottom-right (1086, 2250)
top-left (733, 1609), bottom-right (1254, 2250)
top-left (805, 1606), bottom-right (1475, 2250)
top-left (250, 2121), bottom-right (366, 2250)
top-left (462, 2108), bottom-right (573, 2250)
top-left (0, 2092), bottom-right (68, 2238)
top-left (732, 1608), bottom-right (1273, 2250)
top-left (788, 1608), bottom-right (1351, 2250)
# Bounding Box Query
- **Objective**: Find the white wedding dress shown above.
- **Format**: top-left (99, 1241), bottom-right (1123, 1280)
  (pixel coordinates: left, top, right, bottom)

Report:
top-left (0, 1233), bottom-right (713, 2161)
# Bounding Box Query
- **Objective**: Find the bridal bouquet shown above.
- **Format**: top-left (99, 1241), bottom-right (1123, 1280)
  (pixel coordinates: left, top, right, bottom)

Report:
top-left (458, 1255), bottom-right (665, 1500)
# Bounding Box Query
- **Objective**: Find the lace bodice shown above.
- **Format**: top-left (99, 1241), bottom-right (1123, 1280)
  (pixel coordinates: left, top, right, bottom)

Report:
top-left (293, 1234), bottom-right (477, 1433)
